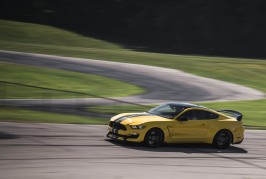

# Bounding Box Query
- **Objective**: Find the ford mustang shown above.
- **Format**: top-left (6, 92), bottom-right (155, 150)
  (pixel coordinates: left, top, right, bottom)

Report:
top-left (107, 102), bottom-right (244, 148)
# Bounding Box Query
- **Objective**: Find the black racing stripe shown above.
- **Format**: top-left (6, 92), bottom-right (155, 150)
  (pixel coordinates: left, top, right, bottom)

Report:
top-left (127, 113), bottom-right (153, 118)
top-left (115, 116), bottom-right (128, 123)
top-left (114, 116), bottom-right (126, 123)
top-left (114, 113), bottom-right (153, 123)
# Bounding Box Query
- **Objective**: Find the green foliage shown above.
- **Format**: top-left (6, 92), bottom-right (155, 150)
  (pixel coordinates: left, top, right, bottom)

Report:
top-left (2, 0), bottom-right (266, 57)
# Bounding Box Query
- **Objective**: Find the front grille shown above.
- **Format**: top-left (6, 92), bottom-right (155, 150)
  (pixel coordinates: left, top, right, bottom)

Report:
top-left (109, 121), bottom-right (127, 131)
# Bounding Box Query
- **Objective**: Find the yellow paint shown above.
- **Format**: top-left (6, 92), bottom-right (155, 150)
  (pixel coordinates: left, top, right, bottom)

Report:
top-left (108, 108), bottom-right (244, 145)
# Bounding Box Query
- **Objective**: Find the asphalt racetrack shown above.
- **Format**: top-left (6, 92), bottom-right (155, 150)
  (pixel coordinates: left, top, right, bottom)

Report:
top-left (0, 122), bottom-right (266, 179)
top-left (0, 50), bottom-right (264, 107)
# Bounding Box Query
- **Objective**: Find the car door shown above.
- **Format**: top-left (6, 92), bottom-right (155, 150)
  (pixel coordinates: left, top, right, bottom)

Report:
top-left (168, 109), bottom-right (211, 143)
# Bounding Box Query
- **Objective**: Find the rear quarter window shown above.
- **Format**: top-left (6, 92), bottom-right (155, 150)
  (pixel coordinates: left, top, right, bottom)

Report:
top-left (206, 111), bottom-right (219, 119)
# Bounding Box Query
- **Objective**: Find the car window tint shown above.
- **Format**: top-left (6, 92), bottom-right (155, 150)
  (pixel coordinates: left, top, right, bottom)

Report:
top-left (181, 110), bottom-right (205, 120)
top-left (182, 110), bottom-right (219, 120)
top-left (206, 111), bottom-right (219, 119)
top-left (156, 105), bottom-right (175, 112)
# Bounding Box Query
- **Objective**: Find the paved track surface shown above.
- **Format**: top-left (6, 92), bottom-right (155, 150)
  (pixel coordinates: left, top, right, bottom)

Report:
top-left (0, 122), bottom-right (265, 179)
top-left (0, 50), bottom-right (264, 107)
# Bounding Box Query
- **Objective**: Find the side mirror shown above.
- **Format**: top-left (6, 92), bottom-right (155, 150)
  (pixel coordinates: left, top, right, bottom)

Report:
top-left (178, 116), bottom-right (188, 121)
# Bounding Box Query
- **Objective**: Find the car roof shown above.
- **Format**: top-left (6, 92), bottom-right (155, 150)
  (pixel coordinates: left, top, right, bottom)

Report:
top-left (166, 102), bottom-right (201, 108)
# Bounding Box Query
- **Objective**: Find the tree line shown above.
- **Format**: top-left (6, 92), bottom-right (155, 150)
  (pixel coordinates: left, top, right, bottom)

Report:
top-left (1, 0), bottom-right (266, 58)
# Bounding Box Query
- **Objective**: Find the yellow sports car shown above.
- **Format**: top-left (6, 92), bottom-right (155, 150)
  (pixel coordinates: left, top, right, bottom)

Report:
top-left (107, 102), bottom-right (244, 149)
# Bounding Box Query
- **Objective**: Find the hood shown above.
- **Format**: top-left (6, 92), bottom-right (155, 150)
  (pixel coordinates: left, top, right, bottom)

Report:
top-left (111, 112), bottom-right (171, 125)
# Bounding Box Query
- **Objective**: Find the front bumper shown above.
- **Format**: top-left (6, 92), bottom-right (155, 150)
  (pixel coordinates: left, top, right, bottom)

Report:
top-left (106, 131), bottom-right (139, 140)
top-left (107, 126), bottom-right (144, 142)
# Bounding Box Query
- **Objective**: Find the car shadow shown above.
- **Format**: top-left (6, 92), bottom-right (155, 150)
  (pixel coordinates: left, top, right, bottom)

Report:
top-left (105, 139), bottom-right (247, 154)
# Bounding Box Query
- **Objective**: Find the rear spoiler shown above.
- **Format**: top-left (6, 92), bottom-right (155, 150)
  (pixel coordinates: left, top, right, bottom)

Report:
top-left (218, 110), bottom-right (243, 121)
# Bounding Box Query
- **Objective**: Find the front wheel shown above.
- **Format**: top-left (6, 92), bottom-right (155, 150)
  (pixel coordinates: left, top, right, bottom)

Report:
top-left (213, 130), bottom-right (232, 149)
top-left (144, 128), bottom-right (164, 148)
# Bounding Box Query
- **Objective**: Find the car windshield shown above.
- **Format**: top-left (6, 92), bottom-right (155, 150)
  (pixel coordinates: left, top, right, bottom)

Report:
top-left (148, 103), bottom-right (186, 119)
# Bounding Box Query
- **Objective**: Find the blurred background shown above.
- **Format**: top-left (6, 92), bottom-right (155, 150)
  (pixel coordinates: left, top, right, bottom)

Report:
top-left (0, 0), bottom-right (265, 128)
top-left (1, 0), bottom-right (266, 58)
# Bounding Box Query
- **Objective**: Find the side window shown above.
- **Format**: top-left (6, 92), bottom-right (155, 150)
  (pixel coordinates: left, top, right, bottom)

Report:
top-left (181, 110), bottom-right (206, 120)
top-left (181, 110), bottom-right (219, 120)
top-left (206, 111), bottom-right (219, 119)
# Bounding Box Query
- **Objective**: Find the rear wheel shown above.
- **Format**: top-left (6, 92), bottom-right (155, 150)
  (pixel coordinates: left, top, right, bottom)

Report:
top-left (144, 128), bottom-right (164, 148)
top-left (213, 130), bottom-right (232, 149)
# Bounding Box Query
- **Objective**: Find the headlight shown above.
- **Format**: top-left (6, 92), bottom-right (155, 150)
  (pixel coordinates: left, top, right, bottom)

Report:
top-left (130, 125), bottom-right (146, 129)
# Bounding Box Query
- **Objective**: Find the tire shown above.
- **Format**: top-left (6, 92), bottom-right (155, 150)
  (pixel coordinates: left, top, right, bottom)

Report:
top-left (213, 130), bottom-right (232, 149)
top-left (144, 128), bottom-right (164, 148)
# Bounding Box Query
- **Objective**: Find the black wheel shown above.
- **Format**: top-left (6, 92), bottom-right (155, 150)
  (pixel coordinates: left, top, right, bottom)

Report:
top-left (144, 128), bottom-right (164, 148)
top-left (213, 130), bottom-right (232, 149)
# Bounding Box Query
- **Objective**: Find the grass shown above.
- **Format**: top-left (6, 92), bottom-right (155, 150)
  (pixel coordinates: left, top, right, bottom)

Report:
top-left (0, 20), bottom-right (122, 50)
top-left (0, 107), bottom-right (108, 124)
top-left (0, 20), bottom-right (265, 126)
top-left (0, 62), bottom-right (144, 98)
